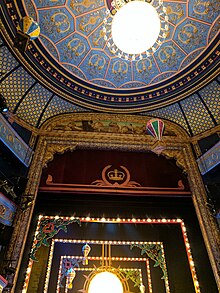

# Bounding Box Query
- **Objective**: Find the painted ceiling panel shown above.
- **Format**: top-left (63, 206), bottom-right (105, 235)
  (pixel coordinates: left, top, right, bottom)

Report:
top-left (188, 0), bottom-right (219, 24)
top-left (0, 67), bottom-right (36, 112)
top-left (38, 8), bottom-right (75, 44)
top-left (39, 95), bottom-right (89, 127)
top-left (68, 0), bottom-right (105, 15)
top-left (143, 103), bottom-right (190, 135)
top-left (179, 48), bottom-right (204, 70)
top-left (199, 81), bottom-right (220, 124)
top-left (0, 1), bottom-right (219, 136)
top-left (15, 84), bottom-right (53, 126)
top-left (208, 17), bottom-right (220, 43)
top-left (173, 20), bottom-right (210, 55)
top-left (180, 94), bottom-right (215, 135)
top-left (0, 46), bottom-right (19, 80)
top-left (165, 3), bottom-right (185, 25)
top-left (20, 0), bottom-right (218, 93)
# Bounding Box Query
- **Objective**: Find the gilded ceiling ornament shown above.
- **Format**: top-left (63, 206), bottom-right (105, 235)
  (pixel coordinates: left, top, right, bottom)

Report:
top-left (92, 29), bottom-right (106, 46)
top-left (50, 12), bottom-right (71, 33)
top-left (178, 23), bottom-right (198, 45)
top-left (112, 60), bottom-right (129, 77)
top-left (79, 15), bottom-right (100, 32)
top-left (88, 54), bottom-right (106, 70)
top-left (67, 38), bottom-right (86, 57)
top-left (136, 59), bottom-right (153, 74)
top-left (158, 45), bottom-right (177, 64)
top-left (166, 4), bottom-right (184, 22)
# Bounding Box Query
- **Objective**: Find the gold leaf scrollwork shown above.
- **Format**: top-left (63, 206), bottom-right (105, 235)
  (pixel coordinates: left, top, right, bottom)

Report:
top-left (193, 0), bottom-right (210, 16)
top-left (136, 58), bottom-right (152, 73)
top-left (178, 23), bottom-right (198, 45)
top-left (88, 54), bottom-right (106, 70)
top-left (67, 38), bottom-right (86, 57)
top-left (43, 144), bottom-right (77, 168)
top-left (166, 4), bottom-right (184, 21)
top-left (161, 148), bottom-right (187, 173)
top-left (50, 12), bottom-right (71, 33)
top-left (112, 60), bottom-right (128, 75)
top-left (71, 0), bottom-right (96, 12)
top-left (79, 15), bottom-right (99, 32)
top-left (158, 46), bottom-right (176, 64)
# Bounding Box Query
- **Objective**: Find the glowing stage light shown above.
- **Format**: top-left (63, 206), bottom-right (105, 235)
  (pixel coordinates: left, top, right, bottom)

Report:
top-left (88, 271), bottom-right (123, 293)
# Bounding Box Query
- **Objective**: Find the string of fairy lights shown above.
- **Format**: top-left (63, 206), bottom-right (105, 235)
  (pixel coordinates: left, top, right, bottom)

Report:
top-left (22, 216), bottom-right (201, 293)
top-left (56, 257), bottom-right (144, 293)
top-left (51, 240), bottom-right (168, 293)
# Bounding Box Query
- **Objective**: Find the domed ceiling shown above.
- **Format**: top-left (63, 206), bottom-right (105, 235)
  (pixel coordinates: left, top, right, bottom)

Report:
top-left (23, 0), bottom-right (218, 91)
top-left (0, 0), bottom-right (219, 135)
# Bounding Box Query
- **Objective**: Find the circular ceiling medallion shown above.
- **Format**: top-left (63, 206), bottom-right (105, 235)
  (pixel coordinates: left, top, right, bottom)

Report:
top-left (112, 1), bottom-right (161, 54)
top-left (3, 0), bottom-right (219, 112)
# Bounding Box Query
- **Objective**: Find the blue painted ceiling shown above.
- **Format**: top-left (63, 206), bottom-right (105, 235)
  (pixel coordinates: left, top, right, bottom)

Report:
top-left (0, 0), bottom-right (219, 136)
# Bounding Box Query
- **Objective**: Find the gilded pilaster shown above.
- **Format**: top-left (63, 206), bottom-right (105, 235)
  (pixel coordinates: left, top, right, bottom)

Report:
top-left (183, 144), bottom-right (220, 289)
top-left (9, 137), bottom-right (47, 292)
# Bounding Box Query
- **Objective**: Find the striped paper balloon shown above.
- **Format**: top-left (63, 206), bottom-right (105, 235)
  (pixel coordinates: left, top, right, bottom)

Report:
top-left (146, 118), bottom-right (165, 140)
top-left (19, 16), bottom-right (40, 40)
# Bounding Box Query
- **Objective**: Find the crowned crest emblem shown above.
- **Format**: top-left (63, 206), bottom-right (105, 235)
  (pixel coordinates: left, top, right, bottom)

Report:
top-left (107, 169), bottom-right (125, 181)
top-left (91, 165), bottom-right (141, 187)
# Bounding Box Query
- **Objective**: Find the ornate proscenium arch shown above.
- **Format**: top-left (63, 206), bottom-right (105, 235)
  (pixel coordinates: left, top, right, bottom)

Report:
top-left (6, 113), bottom-right (220, 292)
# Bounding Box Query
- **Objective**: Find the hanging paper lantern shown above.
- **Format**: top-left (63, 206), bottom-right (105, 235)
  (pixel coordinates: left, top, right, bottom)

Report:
top-left (140, 283), bottom-right (145, 293)
top-left (66, 267), bottom-right (76, 289)
top-left (146, 118), bottom-right (165, 141)
top-left (82, 243), bottom-right (91, 265)
top-left (18, 16), bottom-right (40, 40)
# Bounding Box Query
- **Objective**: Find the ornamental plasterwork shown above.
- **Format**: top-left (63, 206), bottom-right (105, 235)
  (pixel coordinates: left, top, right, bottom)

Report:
top-left (41, 113), bottom-right (188, 139)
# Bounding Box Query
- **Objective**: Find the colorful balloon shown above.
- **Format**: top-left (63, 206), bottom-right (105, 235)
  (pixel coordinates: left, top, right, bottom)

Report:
top-left (18, 16), bottom-right (40, 40)
top-left (66, 267), bottom-right (76, 289)
top-left (146, 118), bottom-right (165, 141)
top-left (82, 243), bottom-right (91, 265)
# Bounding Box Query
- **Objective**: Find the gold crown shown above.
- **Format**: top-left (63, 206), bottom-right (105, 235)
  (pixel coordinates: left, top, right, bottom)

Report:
top-left (107, 169), bottom-right (125, 181)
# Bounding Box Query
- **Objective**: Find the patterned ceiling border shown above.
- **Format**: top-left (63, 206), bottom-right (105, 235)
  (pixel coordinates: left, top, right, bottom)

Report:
top-left (0, 2), bottom-right (219, 113)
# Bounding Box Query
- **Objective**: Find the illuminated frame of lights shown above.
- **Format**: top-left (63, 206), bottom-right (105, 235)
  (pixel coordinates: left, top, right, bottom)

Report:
top-left (57, 260), bottom-right (143, 293)
top-left (22, 216), bottom-right (201, 293)
top-left (56, 254), bottom-right (151, 293)
top-left (103, 0), bottom-right (169, 61)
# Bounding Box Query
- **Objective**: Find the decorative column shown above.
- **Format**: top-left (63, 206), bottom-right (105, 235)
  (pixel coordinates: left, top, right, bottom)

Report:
top-left (162, 144), bottom-right (220, 288)
top-left (5, 137), bottom-right (47, 293)
top-left (184, 145), bottom-right (220, 288)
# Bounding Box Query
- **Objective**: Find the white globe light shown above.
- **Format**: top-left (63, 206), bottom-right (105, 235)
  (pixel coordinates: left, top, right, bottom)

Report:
top-left (88, 271), bottom-right (123, 293)
top-left (111, 1), bottom-right (161, 54)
